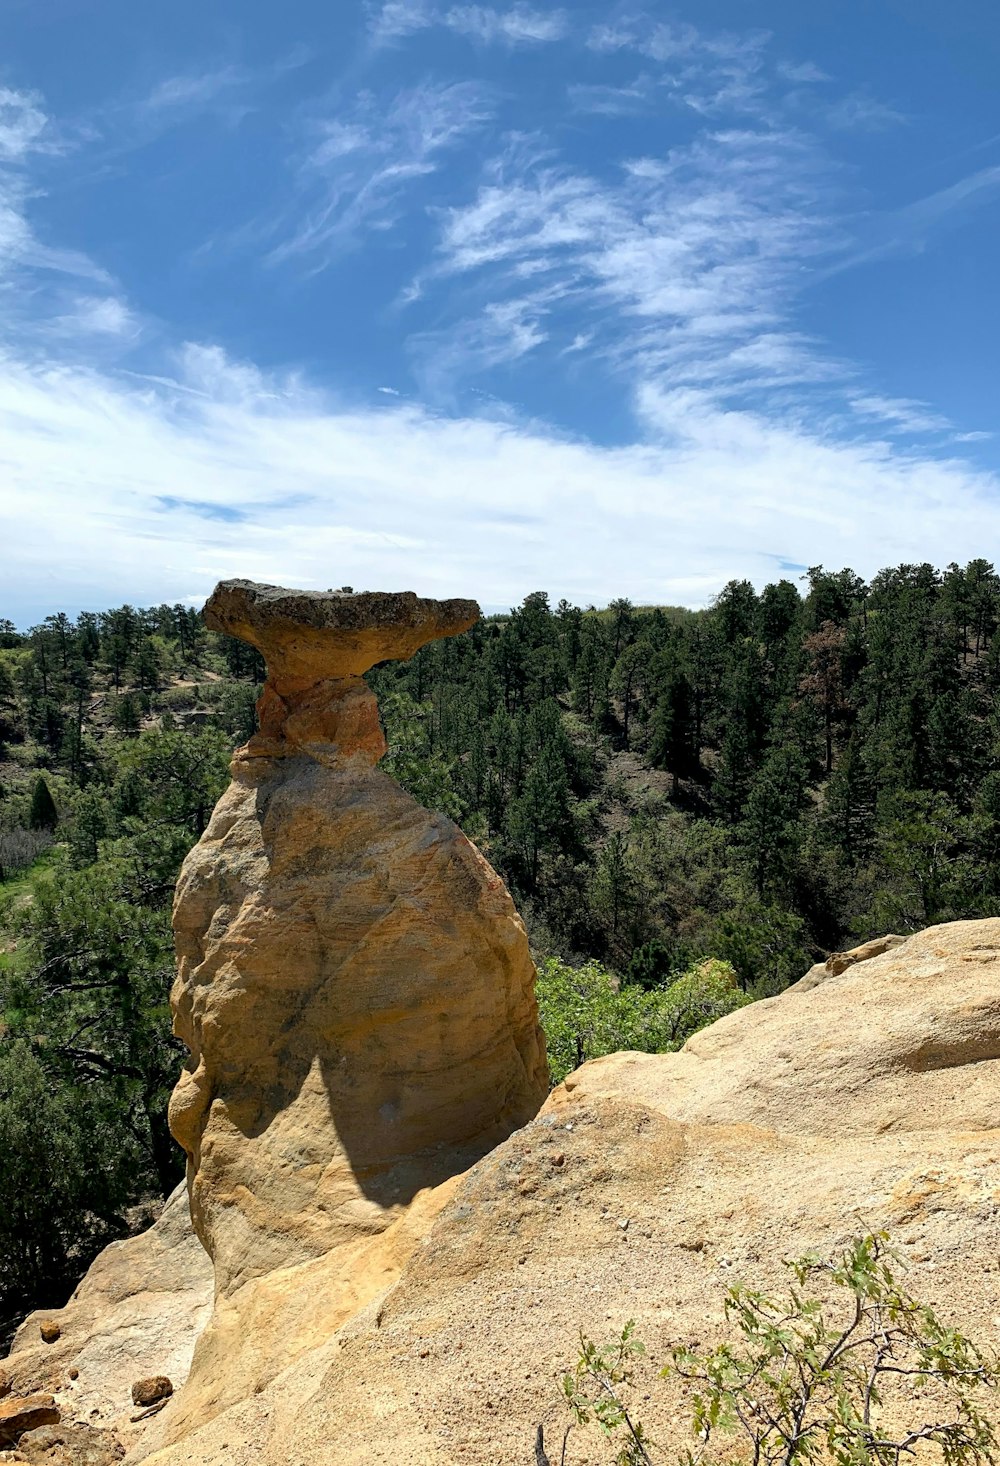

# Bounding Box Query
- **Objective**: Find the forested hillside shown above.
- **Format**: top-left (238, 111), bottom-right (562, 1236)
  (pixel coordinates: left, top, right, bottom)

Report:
top-left (2, 560), bottom-right (999, 1338)
top-left (371, 560), bottom-right (1000, 985)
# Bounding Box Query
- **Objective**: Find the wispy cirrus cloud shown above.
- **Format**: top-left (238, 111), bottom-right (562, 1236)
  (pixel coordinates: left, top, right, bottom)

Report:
top-left (48, 295), bottom-right (138, 339)
top-left (0, 88), bottom-right (111, 287)
top-left (416, 121), bottom-right (840, 399)
top-left (778, 60), bottom-right (830, 84)
top-left (367, 0), bottom-right (434, 44)
top-left (369, 0), bottom-right (567, 46)
top-left (567, 77), bottom-right (654, 117)
top-left (138, 66), bottom-right (249, 115)
top-left (444, 6), bottom-right (568, 44)
top-left (408, 284), bottom-right (566, 398)
top-left (270, 79), bottom-right (493, 265)
top-left (830, 162), bottom-right (1000, 275)
top-left (849, 394), bottom-right (951, 435)
top-left (825, 91), bottom-right (905, 130)
top-left (586, 16), bottom-right (773, 118)
top-left (0, 86), bottom-right (52, 160)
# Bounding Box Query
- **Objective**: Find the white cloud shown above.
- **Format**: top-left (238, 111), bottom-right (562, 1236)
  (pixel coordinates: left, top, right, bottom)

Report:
top-left (826, 92), bottom-right (905, 130)
top-left (567, 78), bottom-right (653, 116)
top-left (778, 61), bottom-right (830, 84)
top-left (50, 296), bottom-right (138, 338)
top-left (849, 394), bottom-right (951, 435)
top-left (0, 92), bottom-right (110, 288)
top-left (409, 287), bottom-right (562, 396)
top-left (368, 0), bottom-right (565, 45)
top-left (443, 6), bottom-right (568, 44)
top-left (140, 67), bottom-right (247, 114)
top-left (271, 80), bottom-right (493, 264)
top-left (828, 163), bottom-right (1000, 276)
top-left (585, 16), bottom-right (772, 119)
top-left (424, 124), bottom-right (836, 401)
top-left (4, 343), bottom-right (1000, 626)
top-left (367, 0), bottom-right (435, 44)
top-left (0, 87), bottom-right (50, 160)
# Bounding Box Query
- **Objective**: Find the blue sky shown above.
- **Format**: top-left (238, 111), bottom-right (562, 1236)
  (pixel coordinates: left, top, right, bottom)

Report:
top-left (3, 0), bottom-right (1000, 622)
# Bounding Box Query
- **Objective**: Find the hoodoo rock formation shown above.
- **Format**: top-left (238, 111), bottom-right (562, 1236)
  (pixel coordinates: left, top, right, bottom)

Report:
top-left (169, 581), bottom-right (548, 1299)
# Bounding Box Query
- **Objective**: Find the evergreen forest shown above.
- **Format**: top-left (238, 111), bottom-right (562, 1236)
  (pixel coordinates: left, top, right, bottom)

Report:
top-left (2, 559), bottom-right (1000, 1339)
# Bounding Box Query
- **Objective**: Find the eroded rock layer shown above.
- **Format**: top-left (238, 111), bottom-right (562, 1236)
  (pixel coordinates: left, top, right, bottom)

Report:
top-left (169, 581), bottom-right (547, 1298)
top-left (6, 917), bottom-right (999, 1464)
top-left (144, 919), bottom-right (1000, 1466)
top-left (1, 1184), bottom-right (211, 1456)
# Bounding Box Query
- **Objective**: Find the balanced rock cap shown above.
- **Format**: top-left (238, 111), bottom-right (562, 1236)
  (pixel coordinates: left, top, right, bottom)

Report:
top-left (203, 580), bottom-right (480, 683)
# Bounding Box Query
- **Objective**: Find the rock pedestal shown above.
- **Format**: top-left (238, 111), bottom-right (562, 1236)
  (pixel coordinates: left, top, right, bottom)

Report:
top-left (169, 581), bottom-right (548, 1297)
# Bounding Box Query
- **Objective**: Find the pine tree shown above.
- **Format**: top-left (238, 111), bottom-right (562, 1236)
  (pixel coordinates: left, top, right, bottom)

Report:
top-left (28, 775), bottom-right (58, 831)
top-left (650, 664), bottom-right (696, 795)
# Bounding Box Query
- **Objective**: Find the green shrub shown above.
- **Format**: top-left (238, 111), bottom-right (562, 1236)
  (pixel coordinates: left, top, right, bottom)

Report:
top-left (536, 954), bottom-right (747, 1086)
top-left (553, 1233), bottom-right (999, 1466)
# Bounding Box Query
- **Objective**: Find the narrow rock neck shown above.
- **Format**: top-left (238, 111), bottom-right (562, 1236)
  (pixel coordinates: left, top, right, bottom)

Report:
top-left (237, 674), bottom-right (387, 768)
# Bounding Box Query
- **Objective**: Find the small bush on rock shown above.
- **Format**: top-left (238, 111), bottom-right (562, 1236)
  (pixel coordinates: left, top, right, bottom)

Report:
top-left (548, 1232), bottom-right (998, 1466)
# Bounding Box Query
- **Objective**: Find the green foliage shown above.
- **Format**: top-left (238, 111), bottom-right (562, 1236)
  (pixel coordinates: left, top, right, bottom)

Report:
top-left (28, 774), bottom-right (58, 830)
top-left (380, 690), bottom-right (462, 819)
top-left (2, 860), bottom-right (184, 1196)
top-left (536, 955), bottom-right (747, 1086)
top-left (559, 1320), bottom-right (653, 1465)
top-left (557, 1234), bottom-right (998, 1466)
top-left (0, 1039), bottom-right (137, 1328)
top-left (0, 605), bottom-right (253, 1329)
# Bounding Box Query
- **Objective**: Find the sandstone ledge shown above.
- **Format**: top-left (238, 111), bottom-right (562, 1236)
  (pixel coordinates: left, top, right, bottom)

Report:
top-left (203, 580), bottom-right (479, 684)
top-left (141, 918), bottom-right (1000, 1465)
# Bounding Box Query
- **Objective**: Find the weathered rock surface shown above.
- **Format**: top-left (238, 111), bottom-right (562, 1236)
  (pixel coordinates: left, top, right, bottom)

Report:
top-left (203, 580), bottom-right (479, 684)
top-left (170, 582), bottom-right (545, 1292)
top-left (793, 932), bottom-right (908, 992)
top-left (1, 1185), bottom-right (210, 1448)
top-left (14, 1422), bottom-right (124, 1465)
top-left (0, 1394), bottom-right (59, 1448)
top-left (160, 581), bottom-right (547, 1444)
top-left (137, 918), bottom-right (1000, 1466)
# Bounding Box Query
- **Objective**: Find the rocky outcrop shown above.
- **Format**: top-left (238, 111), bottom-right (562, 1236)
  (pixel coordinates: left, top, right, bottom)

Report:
top-left (7, 914), bottom-right (1000, 1464)
top-left (138, 918), bottom-right (1000, 1466)
top-left (0, 1393), bottom-right (59, 1447)
top-left (158, 581), bottom-right (547, 1441)
top-left (0, 1185), bottom-right (211, 1454)
top-left (792, 932), bottom-right (908, 992)
top-left (10, 1421), bottom-right (125, 1465)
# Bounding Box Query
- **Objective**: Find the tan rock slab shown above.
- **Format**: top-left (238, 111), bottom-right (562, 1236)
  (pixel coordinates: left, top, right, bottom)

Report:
top-left (4, 1184), bottom-right (211, 1440)
top-left (138, 918), bottom-right (1000, 1466)
top-left (0, 1397), bottom-right (59, 1449)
